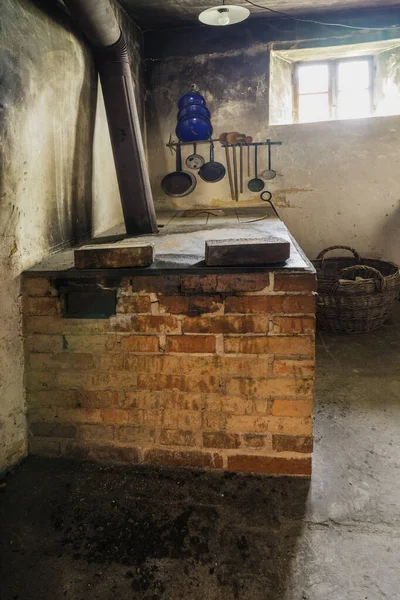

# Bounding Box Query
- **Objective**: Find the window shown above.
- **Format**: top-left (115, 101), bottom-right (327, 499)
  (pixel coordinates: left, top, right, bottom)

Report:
top-left (294, 57), bottom-right (373, 124)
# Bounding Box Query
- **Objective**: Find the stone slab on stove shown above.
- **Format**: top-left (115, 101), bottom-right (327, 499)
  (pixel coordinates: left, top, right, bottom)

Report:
top-left (205, 237), bottom-right (290, 266)
top-left (24, 208), bottom-right (314, 276)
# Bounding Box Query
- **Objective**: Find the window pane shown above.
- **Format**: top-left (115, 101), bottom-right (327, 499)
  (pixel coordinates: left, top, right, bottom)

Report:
top-left (299, 93), bottom-right (330, 123)
top-left (337, 90), bottom-right (371, 119)
top-left (298, 64), bottom-right (329, 94)
top-left (338, 60), bottom-right (370, 91)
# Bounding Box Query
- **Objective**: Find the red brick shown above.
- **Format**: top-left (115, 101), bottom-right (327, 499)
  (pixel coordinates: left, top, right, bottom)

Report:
top-left (25, 297), bottom-right (59, 316)
top-left (178, 356), bottom-right (271, 377)
top-left (123, 391), bottom-right (160, 409)
top-left (62, 442), bottom-right (139, 464)
top-left (159, 429), bottom-right (197, 447)
top-left (63, 335), bottom-right (117, 353)
top-left (131, 275), bottom-right (181, 294)
top-left (142, 409), bottom-right (163, 426)
top-left (219, 397), bottom-right (255, 414)
top-left (79, 391), bottom-right (122, 408)
top-left (27, 390), bottom-right (80, 408)
top-left (272, 317), bottom-right (315, 334)
top-left (137, 373), bottom-right (220, 394)
top-left (274, 273), bottom-right (317, 292)
top-left (125, 355), bottom-right (181, 373)
top-left (272, 360), bottom-right (315, 378)
top-left (120, 336), bottom-right (159, 353)
top-left (271, 399), bottom-right (313, 417)
top-left (163, 410), bottom-right (202, 430)
top-left (30, 421), bottom-right (76, 438)
top-left (227, 454), bottom-right (311, 476)
top-left (137, 374), bottom-right (185, 391)
top-left (116, 426), bottom-right (155, 445)
top-left (94, 354), bottom-right (127, 370)
top-left (25, 335), bottom-right (64, 353)
top-left (57, 408), bottom-right (102, 424)
top-left (110, 315), bottom-right (180, 334)
top-left (29, 438), bottom-right (60, 457)
top-left (25, 317), bottom-right (105, 335)
top-left (144, 449), bottom-right (223, 469)
top-left (101, 409), bottom-right (132, 425)
top-left (182, 315), bottom-right (268, 334)
top-left (241, 434), bottom-right (271, 450)
top-left (166, 335), bottom-right (215, 353)
top-left (267, 417), bottom-right (312, 435)
top-left (203, 432), bottom-right (240, 449)
top-left (23, 277), bottom-right (56, 297)
top-left (272, 435), bottom-right (313, 453)
top-left (202, 412), bottom-right (226, 431)
top-left (226, 378), bottom-right (313, 398)
top-left (160, 392), bottom-right (202, 411)
top-left (77, 424), bottom-right (115, 443)
top-left (88, 371), bottom-right (138, 390)
top-left (225, 295), bottom-right (315, 314)
top-left (117, 296), bottom-right (152, 313)
top-left (225, 415), bottom-right (269, 433)
top-left (28, 353), bottom-right (93, 371)
top-left (224, 336), bottom-right (314, 356)
top-left (159, 295), bottom-right (223, 315)
top-left (181, 273), bottom-right (270, 293)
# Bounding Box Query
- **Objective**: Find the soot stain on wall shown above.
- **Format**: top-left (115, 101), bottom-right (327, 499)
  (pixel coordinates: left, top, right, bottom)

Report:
top-left (0, 0), bottom-right (145, 472)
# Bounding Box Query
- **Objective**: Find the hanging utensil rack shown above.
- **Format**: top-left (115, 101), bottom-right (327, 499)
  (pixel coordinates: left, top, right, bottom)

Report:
top-left (166, 136), bottom-right (282, 151)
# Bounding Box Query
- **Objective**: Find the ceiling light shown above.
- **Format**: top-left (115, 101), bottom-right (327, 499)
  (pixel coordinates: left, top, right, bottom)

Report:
top-left (198, 4), bottom-right (250, 26)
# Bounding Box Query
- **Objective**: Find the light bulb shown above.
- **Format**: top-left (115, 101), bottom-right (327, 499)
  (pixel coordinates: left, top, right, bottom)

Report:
top-left (218, 10), bottom-right (230, 25)
top-left (199, 5), bottom-right (250, 26)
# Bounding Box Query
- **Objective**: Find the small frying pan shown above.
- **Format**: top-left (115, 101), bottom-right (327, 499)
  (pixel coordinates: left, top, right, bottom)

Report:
top-left (248, 145), bottom-right (264, 193)
top-left (161, 145), bottom-right (197, 197)
top-left (262, 139), bottom-right (276, 180)
top-left (199, 142), bottom-right (226, 183)
top-left (186, 143), bottom-right (205, 170)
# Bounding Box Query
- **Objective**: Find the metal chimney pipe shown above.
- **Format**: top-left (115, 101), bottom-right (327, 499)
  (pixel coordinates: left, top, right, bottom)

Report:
top-left (64, 0), bottom-right (158, 235)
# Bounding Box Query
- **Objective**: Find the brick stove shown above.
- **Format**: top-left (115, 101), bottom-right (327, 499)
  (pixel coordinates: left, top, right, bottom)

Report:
top-left (23, 209), bottom-right (316, 476)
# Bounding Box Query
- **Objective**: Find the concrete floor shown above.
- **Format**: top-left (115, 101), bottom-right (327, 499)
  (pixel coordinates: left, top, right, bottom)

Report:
top-left (1, 311), bottom-right (400, 600)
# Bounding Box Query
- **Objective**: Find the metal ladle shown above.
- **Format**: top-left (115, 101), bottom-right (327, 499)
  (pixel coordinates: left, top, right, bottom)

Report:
top-left (262, 139), bottom-right (276, 180)
top-left (247, 145), bottom-right (264, 193)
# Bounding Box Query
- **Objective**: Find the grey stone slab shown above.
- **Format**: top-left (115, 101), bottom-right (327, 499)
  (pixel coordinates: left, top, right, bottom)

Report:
top-left (25, 208), bottom-right (314, 275)
top-left (307, 313), bottom-right (400, 526)
top-left (283, 526), bottom-right (400, 600)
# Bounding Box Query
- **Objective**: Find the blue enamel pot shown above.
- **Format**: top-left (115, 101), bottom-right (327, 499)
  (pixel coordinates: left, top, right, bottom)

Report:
top-left (176, 115), bottom-right (213, 142)
top-left (177, 92), bottom-right (206, 110)
top-left (178, 105), bottom-right (211, 121)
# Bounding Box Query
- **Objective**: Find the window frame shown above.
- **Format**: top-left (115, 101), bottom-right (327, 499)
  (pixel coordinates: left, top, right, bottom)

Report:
top-left (293, 55), bottom-right (374, 124)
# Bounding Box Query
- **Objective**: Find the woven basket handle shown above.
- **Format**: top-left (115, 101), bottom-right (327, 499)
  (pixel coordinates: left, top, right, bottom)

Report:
top-left (316, 245), bottom-right (361, 265)
top-left (333, 264), bottom-right (386, 293)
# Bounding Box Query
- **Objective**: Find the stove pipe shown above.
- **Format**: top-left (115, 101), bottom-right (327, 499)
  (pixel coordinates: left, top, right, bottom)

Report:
top-left (64, 0), bottom-right (157, 235)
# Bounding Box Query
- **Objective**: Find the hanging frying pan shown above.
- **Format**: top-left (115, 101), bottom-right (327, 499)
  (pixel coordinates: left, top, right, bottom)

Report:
top-left (186, 143), bottom-right (205, 170)
top-left (248, 145), bottom-right (264, 193)
top-left (262, 139), bottom-right (276, 180)
top-left (161, 145), bottom-right (197, 197)
top-left (199, 142), bottom-right (226, 183)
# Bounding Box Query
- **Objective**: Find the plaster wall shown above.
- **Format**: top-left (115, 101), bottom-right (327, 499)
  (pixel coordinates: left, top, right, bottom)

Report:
top-left (375, 45), bottom-right (400, 117)
top-left (0, 0), bottom-right (144, 471)
top-left (145, 12), bottom-right (400, 264)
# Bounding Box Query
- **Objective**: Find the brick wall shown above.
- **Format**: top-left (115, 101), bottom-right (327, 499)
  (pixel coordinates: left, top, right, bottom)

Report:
top-left (23, 270), bottom-right (316, 476)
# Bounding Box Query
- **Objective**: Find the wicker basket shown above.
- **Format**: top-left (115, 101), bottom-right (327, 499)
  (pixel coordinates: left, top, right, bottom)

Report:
top-left (312, 245), bottom-right (400, 333)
